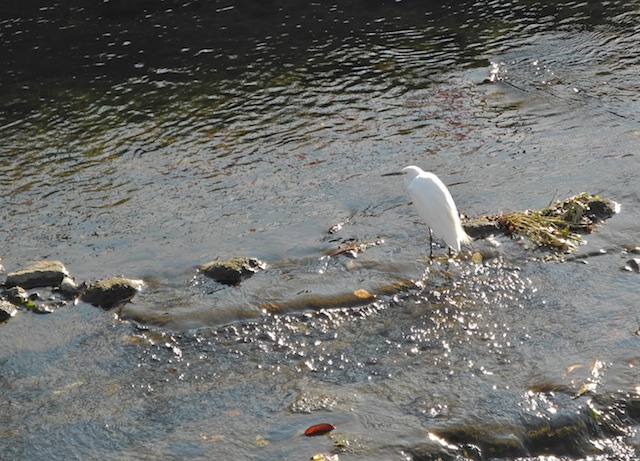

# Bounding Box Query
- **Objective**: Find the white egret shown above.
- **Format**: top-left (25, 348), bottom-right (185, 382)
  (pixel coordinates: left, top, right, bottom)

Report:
top-left (383, 165), bottom-right (471, 257)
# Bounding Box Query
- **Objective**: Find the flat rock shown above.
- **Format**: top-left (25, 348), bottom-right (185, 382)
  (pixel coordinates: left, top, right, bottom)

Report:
top-left (463, 218), bottom-right (500, 239)
top-left (199, 257), bottom-right (266, 285)
top-left (81, 277), bottom-right (144, 308)
top-left (5, 260), bottom-right (69, 289)
top-left (0, 299), bottom-right (18, 322)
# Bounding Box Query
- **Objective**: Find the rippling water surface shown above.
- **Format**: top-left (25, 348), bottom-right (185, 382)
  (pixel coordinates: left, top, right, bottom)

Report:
top-left (2, 1), bottom-right (640, 460)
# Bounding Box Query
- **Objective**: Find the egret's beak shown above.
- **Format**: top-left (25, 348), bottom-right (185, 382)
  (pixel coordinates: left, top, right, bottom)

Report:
top-left (381, 171), bottom-right (405, 177)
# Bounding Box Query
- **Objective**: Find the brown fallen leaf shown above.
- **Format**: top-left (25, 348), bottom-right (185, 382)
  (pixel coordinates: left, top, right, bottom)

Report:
top-left (304, 423), bottom-right (335, 436)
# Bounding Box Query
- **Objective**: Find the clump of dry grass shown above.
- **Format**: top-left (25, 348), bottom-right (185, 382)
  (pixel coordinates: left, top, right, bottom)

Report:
top-left (494, 193), bottom-right (615, 253)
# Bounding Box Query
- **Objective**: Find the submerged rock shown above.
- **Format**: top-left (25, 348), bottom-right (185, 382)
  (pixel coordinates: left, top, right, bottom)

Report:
top-left (81, 277), bottom-right (144, 308)
top-left (199, 257), bottom-right (266, 285)
top-left (5, 260), bottom-right (69, 289)
top-left (0, 299), bottom-right (18, 322)
top-left (258, 280), bottom-right (413, 315)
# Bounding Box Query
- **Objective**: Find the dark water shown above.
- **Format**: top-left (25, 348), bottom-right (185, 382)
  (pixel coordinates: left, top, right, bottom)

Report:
top-left (2, 1), bottom-right (640, 460)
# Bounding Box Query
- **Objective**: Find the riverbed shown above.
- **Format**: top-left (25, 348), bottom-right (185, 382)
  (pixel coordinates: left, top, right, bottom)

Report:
top-left (1, 1), bottom-right (640, 459)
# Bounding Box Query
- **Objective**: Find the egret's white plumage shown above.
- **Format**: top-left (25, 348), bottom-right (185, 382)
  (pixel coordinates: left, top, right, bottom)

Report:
top-left (386, 165), bottom-right (471, 253)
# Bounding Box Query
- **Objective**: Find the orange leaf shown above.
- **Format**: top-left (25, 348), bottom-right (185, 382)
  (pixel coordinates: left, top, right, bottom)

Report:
top-left (353, 289), bottom-right (373, 299)
top-left (304, 423), bottom-right (335, 436)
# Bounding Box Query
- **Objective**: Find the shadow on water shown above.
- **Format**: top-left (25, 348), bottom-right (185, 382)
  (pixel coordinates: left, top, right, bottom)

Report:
top-left (2, 0), bottom-right (640, 460)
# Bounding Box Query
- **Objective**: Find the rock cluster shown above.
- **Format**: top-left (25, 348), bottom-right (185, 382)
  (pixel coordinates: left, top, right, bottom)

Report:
top-left (0, 257), bottom-right (267, 324)
top-left (0, 260), bottom-right (144, 322)
top-left (0, 193), bottom-right (624, 326)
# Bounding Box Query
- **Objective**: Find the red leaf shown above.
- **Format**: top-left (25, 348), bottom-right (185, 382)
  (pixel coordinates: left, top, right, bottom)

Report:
top-left (304, 423), bottom-right (335, 436)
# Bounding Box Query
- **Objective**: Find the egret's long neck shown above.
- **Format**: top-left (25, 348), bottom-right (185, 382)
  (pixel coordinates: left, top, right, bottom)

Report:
top-left (403, 174), bottom-right (417, 189)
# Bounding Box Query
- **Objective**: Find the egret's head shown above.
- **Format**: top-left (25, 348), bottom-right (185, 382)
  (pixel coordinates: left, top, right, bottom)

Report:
top-left (400, 165), bottom-right (423, 181)
top-left (382, 165), bottom-right (424, 187)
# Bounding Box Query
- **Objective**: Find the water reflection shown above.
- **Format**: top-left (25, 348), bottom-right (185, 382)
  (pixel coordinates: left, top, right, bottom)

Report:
top-left (131, 256), bottom-right (533, 384)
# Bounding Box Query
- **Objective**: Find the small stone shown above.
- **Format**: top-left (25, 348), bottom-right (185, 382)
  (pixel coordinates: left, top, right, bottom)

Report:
top-left (31, 304), bottom-right (55, 314)
top-left (0, 299), bottom-right (18, 322)
top-left (3, 286), bottom-right (29, 305)
top-left (626, 258), bottom-right (640, 273)
top-left (59, 276), bottom-right (80, 298)
top-left (199, 257), bottom-right (266, 285)
top-left (5, 260), bottom-right (69, 289)
top-left (81, 277), bottom-right (144, 309)
top-left (471, 251), bottom-right (484, 264)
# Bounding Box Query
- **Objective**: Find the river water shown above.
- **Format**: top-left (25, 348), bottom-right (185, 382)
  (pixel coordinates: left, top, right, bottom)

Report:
top-left (1, 1), bottom-right (640, 460)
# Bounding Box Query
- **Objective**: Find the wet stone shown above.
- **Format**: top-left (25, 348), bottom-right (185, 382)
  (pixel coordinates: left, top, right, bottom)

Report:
top-left (5, 260), bottom-right (69, 289)
top-left (3, 286), bottom-right (29, 305)
top-left (626, 258), bottom-right (640, 273)
top-left (31, 303), bottom-right (56, 314)
top-left (58, 276), bottom-right (80, 298)
top-left (81, 277), bottom-right (143, 309)
top-left (199, 257), bottom-right (266, 285)
top-left (463, 218), bottom-right (500, 239)
top-left (0, 300), bottom-right (18, 322)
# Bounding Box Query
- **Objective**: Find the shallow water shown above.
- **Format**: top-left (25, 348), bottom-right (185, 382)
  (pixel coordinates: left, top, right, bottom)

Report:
top-left (2, 1), bottom-right (640, 460)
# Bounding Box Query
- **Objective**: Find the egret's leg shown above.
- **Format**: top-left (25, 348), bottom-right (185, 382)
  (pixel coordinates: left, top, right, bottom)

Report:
top-left (428, 228), bottom-right (433, 260)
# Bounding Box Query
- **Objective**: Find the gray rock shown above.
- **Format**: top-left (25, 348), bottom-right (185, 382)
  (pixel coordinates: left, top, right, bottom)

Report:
top-left (0, 299), bottom-right (18, 322)
top-left (59, 276), bottom-right (80, 298)
top-left (199, 257), bottom-right (266, 285)
top-left (5, 260), bottom-right (69, 289)
top-left (80, 277), bottom-right (143, 308)
top-left (3, 286), bottom-right (29, 305)
top-left (463, 218), bottom-right (500, 239)
top-left (626, 258), bottom-right (640, 273)
top-left (31, 303), bottom-right (56, 314)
